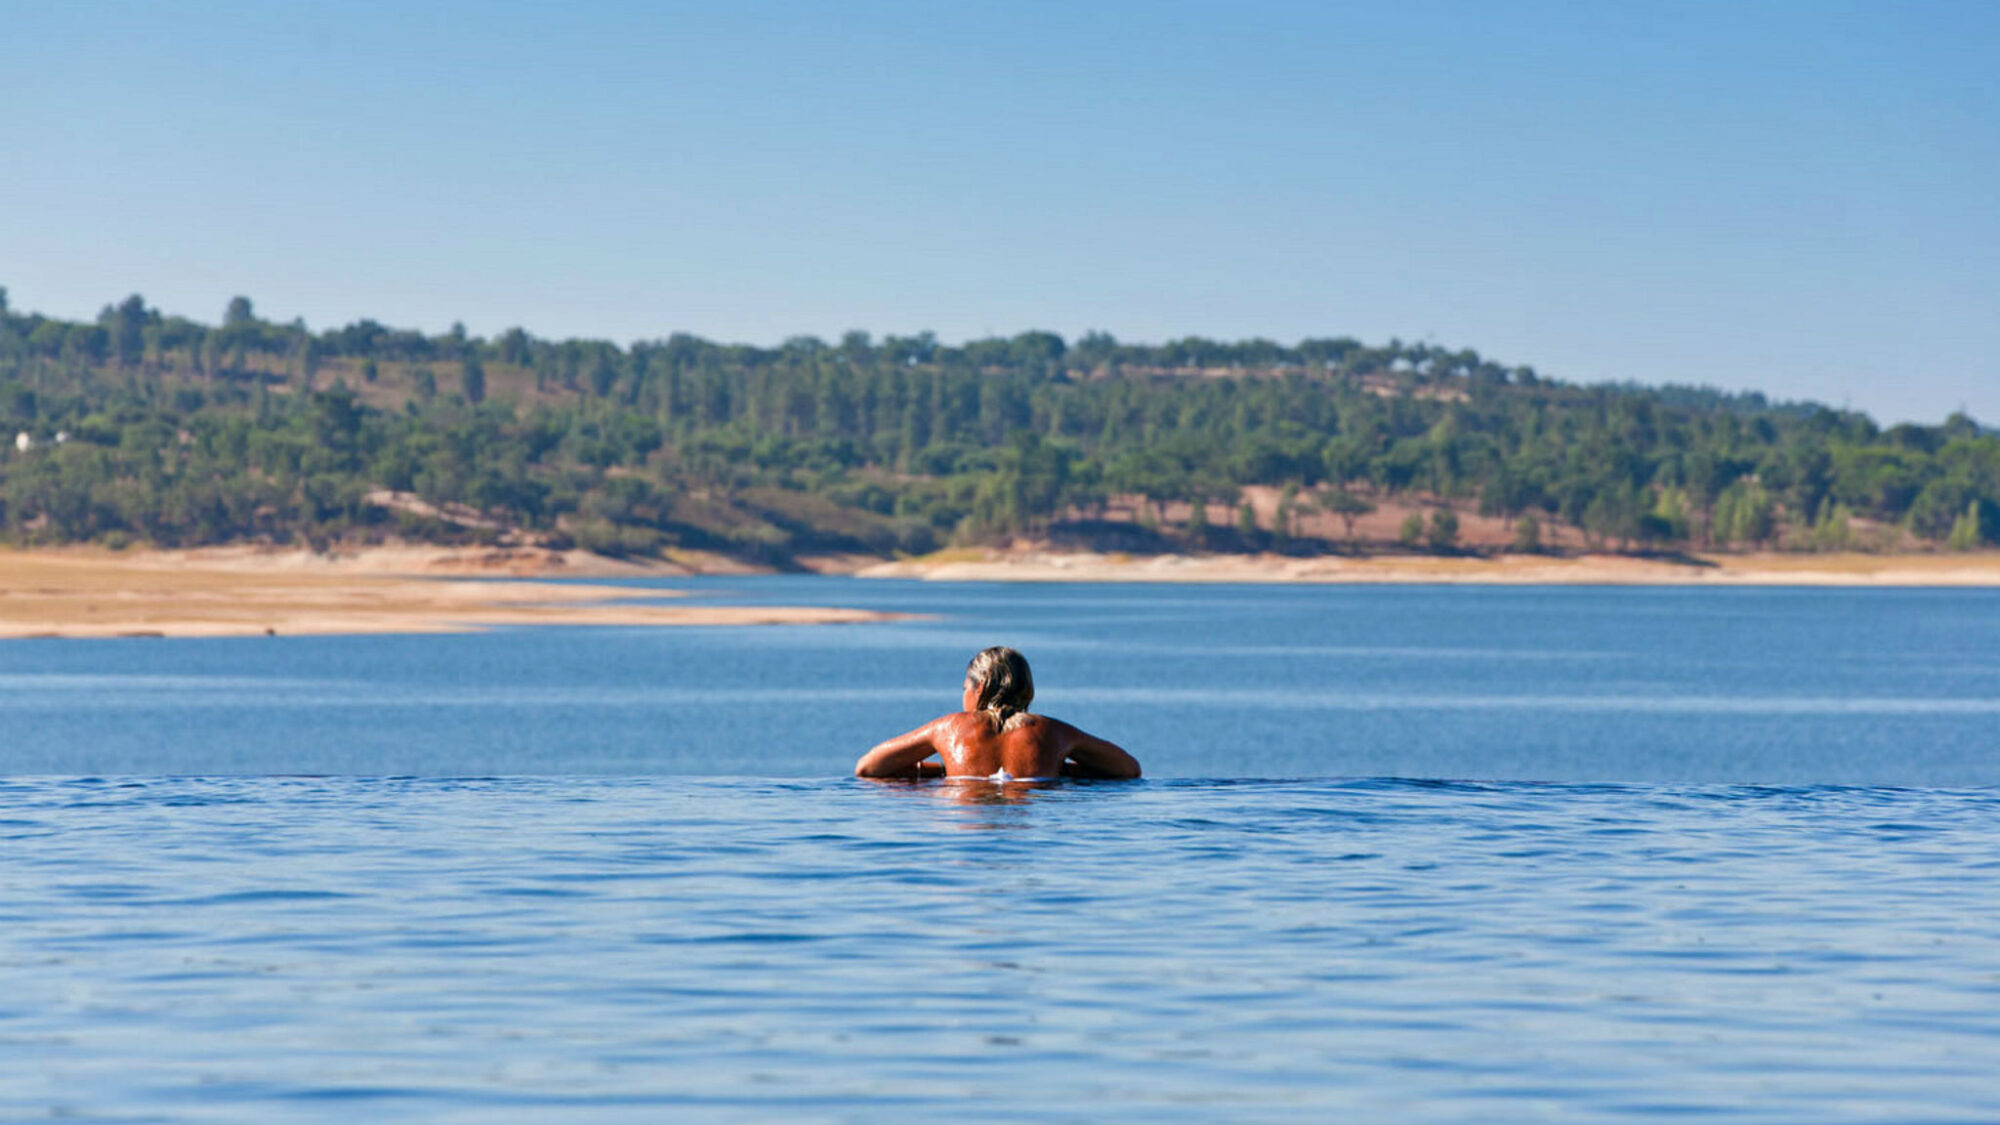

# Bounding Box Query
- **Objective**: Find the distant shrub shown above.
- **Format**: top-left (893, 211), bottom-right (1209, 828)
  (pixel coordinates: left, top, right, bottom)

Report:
top-left (1513, 514), bottom-right (1542, 553)
top-left (1426, 509), bottom-right (1459, 551)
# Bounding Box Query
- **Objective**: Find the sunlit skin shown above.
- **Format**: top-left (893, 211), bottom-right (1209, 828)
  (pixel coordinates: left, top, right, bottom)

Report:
top-left (854, 672), bottom-right (1141, 781)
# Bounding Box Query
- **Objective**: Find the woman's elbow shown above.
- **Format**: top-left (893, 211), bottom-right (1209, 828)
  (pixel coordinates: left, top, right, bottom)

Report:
top-left (855, 745), bottom-right (915, 778)
top-left (1102, 748), bottom-right (1142, 779)
top-left (1097, 744), bottom-right (1142, 779)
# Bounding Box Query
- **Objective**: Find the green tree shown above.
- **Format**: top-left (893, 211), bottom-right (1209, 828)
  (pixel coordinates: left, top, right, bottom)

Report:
top-left (1319, 488), bottom-right (1375, 541)
top-left (1513, 514), bottom-right (1542, 553)
top-left (1583, 485), bottom-right (1642, 549)
top-left (300, 336), bottom-right (323, 389)
top-left (1273, 483), bottom-right (1298, 548)
top-left (66, 323), bottom-right (110, 366)
top-left (498, 327), bottom-right (531, 366)
top-left (462, 356), bottom-right (486, 404)
top-left (1948, 499), bottom-right (1994, 550)
top-left (589, 351), bottom-right (618, 397)
top-left (110, 294), bottom-right (148, 367)
top-left (1908, 479), bottom-right (1974, 541)
top-left (1715, 480), bottom-right (1774, 547)
top-left (1810, 498), bottom-right (1854, 551)
top-left (1399, 511), bottom-right (1425, 547)
top-left (1426, 508), bottom-right (1459, 551)
top-left (1649, 487), bottom-right (1691, 543)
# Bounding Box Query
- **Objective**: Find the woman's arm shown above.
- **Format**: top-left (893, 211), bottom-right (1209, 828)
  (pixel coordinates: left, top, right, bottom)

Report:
top-left (855, 719), bottom-right (946, 779)
top-left (1059, 726), bottom-right (1142, 780)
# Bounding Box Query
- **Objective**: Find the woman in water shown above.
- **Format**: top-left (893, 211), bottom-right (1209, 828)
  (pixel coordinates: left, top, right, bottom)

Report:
top-left (855, 647), bottom-right (1141, 781)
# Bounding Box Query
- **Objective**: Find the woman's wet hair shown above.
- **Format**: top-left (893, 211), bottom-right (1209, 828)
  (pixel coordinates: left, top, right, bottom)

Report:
top-left (965, 646), bottom-right (1034, 730)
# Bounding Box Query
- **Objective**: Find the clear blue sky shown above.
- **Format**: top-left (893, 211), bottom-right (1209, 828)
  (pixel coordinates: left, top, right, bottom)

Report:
top-left (2, 1), bottom-right (1994, 424)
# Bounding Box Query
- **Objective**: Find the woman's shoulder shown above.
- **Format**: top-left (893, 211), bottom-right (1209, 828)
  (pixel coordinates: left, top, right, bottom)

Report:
top-left (1001, 712), bottom-right (1063, 736)
top-left (934, 710), bottom-right (995, 734)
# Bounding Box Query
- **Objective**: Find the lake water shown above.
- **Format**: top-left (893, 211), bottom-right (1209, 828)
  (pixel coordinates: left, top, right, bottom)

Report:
top-left (3, 579), bottom-right (1999, 1120)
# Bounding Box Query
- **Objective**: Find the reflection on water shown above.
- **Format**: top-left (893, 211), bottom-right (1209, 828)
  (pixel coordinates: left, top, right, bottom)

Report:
top-left (861, 776), bottom-right (1070, 831)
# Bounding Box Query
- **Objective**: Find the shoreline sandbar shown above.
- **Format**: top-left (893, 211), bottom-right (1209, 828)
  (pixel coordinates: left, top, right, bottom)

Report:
top-left (854, 548), bottom-right (2000, 586)
top-left (0, 547), bottom-right (900, 638)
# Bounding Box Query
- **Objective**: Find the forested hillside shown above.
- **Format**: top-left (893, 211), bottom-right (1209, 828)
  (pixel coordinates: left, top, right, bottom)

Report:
top-left (1, 288), bottom-right (1995, 562)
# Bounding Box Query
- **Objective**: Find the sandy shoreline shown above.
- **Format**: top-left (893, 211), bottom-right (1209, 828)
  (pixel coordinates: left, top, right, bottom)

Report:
top-left (0, 547), bottom-right (898, 638)
top-left (855, 548), bottom-right (2000, 586)
top-left (5, 544), bottom-right (1997, 638)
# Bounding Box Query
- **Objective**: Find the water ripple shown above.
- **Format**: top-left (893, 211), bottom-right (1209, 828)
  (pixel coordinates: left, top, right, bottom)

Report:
top-left (2, 777), bottom-right (1998, 1122)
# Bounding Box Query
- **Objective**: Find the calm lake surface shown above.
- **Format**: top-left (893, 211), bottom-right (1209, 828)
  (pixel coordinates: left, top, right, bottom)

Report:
top-left (3, 579), bottom-right (1999, 1121)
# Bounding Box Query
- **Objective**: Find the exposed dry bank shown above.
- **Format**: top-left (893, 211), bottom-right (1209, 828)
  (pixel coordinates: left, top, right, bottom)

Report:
top-left (856, 548), bottom-right (2000, 586)
top-left (0, 547), bottom-right (897, 638)
top-left (9, 545), bottom-right (1997, 640)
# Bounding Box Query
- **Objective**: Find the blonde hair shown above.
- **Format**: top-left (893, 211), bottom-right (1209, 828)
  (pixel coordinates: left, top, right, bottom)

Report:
top-left (966, 646), bottom-right (1034, 731)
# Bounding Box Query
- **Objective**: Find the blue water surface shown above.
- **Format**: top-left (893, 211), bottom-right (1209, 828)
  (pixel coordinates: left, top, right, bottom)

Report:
top-left (3, 579), bottom-right (1999, 1121)
top-left (2, 579), bottom-right (1997, 782)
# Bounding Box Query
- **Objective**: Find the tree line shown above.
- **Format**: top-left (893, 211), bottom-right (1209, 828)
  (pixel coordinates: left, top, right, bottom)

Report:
top-left (0, 287), bottom-right (1994, 560)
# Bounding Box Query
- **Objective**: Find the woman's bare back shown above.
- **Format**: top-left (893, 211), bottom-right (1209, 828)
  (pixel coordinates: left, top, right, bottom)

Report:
top-left (932, 713), bottom-right (1092, 779)
top-left (856, 711), bottom-right (1140, 780)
